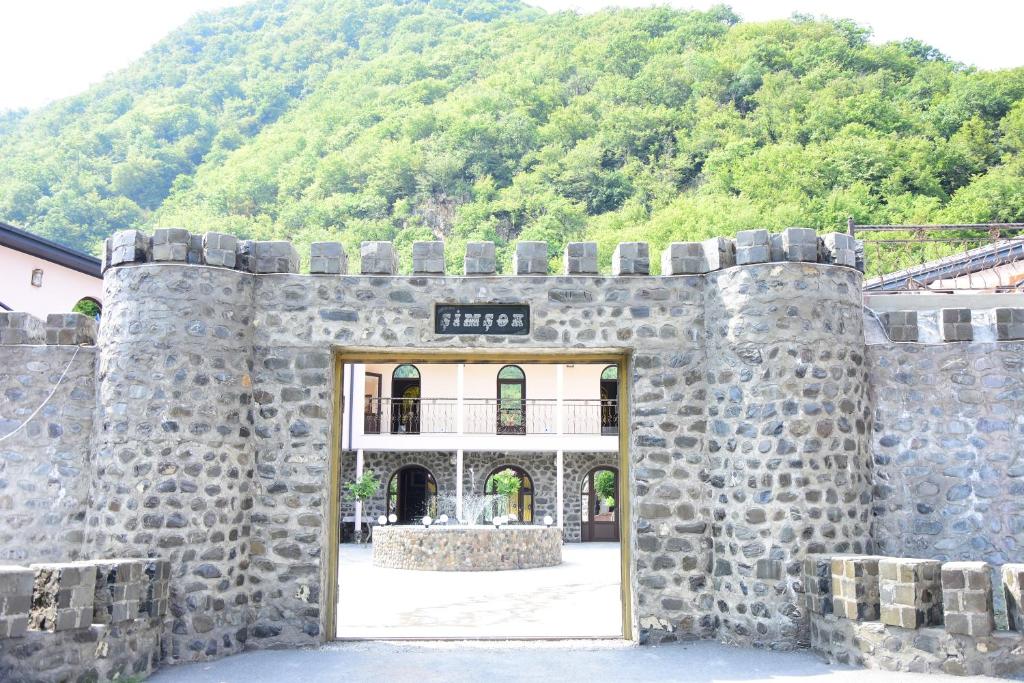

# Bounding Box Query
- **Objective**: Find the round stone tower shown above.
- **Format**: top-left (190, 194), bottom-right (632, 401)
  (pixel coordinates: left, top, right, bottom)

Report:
top-left (89, 262), bottom-right (255, 662)
top-left (703, 261), bottom-right (872, 648)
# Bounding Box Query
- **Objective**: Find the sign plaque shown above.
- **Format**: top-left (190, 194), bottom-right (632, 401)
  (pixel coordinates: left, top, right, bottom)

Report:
top-left (434, 304), bottom-right (530, 335)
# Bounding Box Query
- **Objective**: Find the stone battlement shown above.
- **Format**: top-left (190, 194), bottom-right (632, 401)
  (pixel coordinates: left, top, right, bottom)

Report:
top-left (807, 555), bottom-right (1024, 676)
top-left (101, 226), bottom-right (863, 276)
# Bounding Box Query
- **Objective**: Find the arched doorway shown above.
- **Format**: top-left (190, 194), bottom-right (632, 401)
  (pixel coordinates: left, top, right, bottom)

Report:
top-left (387, 465), bottom-right (437, 523)
top-left (600, 365), bottom-right (618, 435)
top-left (390, 364), bottom-right (420, 434)
top-left (72, 296), bottom-right (102, 320)
top-left (496, 365), bottom-right (525, 434)
top-left (484, 466), bottom-right (534, 523)
top-left (581, 466), bottom-right (619, 542)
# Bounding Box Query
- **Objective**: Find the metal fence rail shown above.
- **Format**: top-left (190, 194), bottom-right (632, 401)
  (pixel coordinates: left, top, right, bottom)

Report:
top-left (362, 397), bottom-right (618, 436)
top-left (851, 219), bottom-right (1024, 293)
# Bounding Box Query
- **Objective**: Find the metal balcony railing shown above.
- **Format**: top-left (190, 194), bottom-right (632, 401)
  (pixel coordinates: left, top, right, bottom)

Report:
top-left (362, 397), bottom-right (618, 436)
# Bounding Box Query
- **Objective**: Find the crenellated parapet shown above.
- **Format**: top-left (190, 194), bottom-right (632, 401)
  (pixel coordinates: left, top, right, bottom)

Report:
top-left (0, 312), bottom-right (97, 346)
top-left (99, 226), bottom-right (866, 277)
top-left (807, 554), bottom-right (1024, 676)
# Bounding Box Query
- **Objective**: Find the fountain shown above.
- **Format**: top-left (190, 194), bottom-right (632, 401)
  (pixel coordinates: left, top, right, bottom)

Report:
top-left (371, 491), bottom-right (562, 571)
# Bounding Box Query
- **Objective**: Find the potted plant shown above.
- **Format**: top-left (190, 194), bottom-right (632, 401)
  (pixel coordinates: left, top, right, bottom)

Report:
top-left (344, 471), bottom-right (381, 543)
top-left (490, 468), bottom-right (522, 523)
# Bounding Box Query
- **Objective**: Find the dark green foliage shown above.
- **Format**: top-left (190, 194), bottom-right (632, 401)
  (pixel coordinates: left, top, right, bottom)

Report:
top-left (2, 0), bottom-right (1023, 276)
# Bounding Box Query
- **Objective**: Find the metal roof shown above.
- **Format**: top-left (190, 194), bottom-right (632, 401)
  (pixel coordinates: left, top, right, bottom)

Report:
top-left (0, 220), bottom-right (101, 278)
top-left (863, 239), bottom-right (1024, 291)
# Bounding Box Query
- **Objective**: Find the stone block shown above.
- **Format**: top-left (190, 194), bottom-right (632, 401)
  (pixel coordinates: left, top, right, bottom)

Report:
top-left (941, 561), bottom-right (994, 636)
top-left (1002, 564), bottom-right (1024, 632)
top-left (203, 232), bottom-right (239, 269)
top-left (941, 309), bottom-right (973, 342)
top-left (464, 241), bottom-right (496, 275)
top-left (514, 241), bottom-right (548, 275)
top-left (311, 241), bottom-right (348, 275)
top-left (151, 227), bottom-right (191, 262)
top-left (109, 229), bottom-right (149, 266)
top-left (93, 559), bottom-right (147, 625)
top-left (412, 241), bottom-right (444, 275)
top-left (995, 308), bottom-right (1024, 341)
top-left (563, 242), bottom-right (598, 275)
top-left (612, 242), bottom-right (649, 276)
top-left (661, 242), bottom-right (704, 275)
top-left (44, 313), bottom-right (97, 346)
top-left (854, 239), bottom-right (866, 272)
top-left (803, 555), bottom-right (834, 616)
top-left (101, 237), bottom-right (113, 273)
top-left (0, 312), bottom-right (45, 345)
top-left (187, 233), bottom-right (204, 265)
top-left (769, 233), bottom-right (785, 262)
top-left (821, 232), bottom-right (857, 267)
top-left (831, 555), bottom-right (881, 621)
top-left (781, 227), bottom-right (819, 262)
top-left (0, 565), bottom-right (33, 639)
top-left (246, 241), bottom-right (300, 274)
top-left (28, 561), bottom-right (98, 632)
top-left (358, 241), bottom-right (396, 275)
top-left (880, 311), bottom-right (919, 343)
top-left (879, 558), bottom-right (942, 629)
top-left (702, 236), bottom-right (736, 271)
top-left (140, 559), bottom-right (170, 619)
top-left (735, 229), bottom-right (770, 265)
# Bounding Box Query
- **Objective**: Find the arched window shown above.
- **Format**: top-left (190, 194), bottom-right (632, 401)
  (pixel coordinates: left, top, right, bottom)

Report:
top-left (484, 466), bottom-right (534, 523)
top-left (387, 465), bottom-right (437, 523)
top-left (496, 365), bottom-right (525, 434)
top-left (72, 297), bottom-right (102, 320)
top-left (599, 365), bottom-right (618, 435)
top-left (391, 365), bottom-right (421, 434)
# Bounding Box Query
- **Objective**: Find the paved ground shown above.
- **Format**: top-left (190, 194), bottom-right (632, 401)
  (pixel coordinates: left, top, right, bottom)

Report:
top-left (150, 639), bottom-right (1013, 682)
top-left (336, 541), bottom-right (621, 638)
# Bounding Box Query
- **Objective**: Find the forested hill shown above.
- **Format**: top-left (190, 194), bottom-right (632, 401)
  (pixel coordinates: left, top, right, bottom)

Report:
top-left (3, 0), bottom-right (1024, 274)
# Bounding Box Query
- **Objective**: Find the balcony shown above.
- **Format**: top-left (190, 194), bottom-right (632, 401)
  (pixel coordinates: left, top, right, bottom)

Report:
top-left (363, 398), bottom-right (619, 436)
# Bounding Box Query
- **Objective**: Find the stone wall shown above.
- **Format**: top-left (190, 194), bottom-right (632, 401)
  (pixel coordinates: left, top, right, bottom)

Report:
top-left (462, 451), bottom-right (557, 525)
top-left (867, 341), bottom-right (1024, 569)
top-left (339, 450), bottom-right (458, 523)
top-left (562, 451), bottom-right (619, 543)
top-left (0, 345), bottom-right (96, 564)
top-left (372, 526), bottom-right (562, 571)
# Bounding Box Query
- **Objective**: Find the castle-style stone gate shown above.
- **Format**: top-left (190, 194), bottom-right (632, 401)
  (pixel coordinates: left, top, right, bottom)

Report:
top-left (1, 228), bottom-right (1023, 679)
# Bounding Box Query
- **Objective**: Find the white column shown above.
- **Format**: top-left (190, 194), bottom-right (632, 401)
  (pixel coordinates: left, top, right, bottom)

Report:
top-left (556, 449), bottom-right (564, 529)
top-left (556, 364), bottom-right (565, 436)
top-left (456, 364), bottom-right (465, 436)
top-left (354, 448), bottom-right (364, 541)
top-left (456, 448), bottom-right (464, 522)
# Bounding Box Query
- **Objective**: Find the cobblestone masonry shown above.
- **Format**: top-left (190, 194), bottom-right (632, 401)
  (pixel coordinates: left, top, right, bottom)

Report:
top-left (703, 264), bottom-right (872, 648)
top-left (371, 525), bottom-right (562, 571)
top-left (6, 229), bottom-right (1024, 679)
top-left (0, 346), bottom-right (96, 564)
top-left (339, 451), bottom-right (457, 528)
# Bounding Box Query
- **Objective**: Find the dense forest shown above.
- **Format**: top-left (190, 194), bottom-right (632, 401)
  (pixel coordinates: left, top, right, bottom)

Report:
top-left (2, 0), bottom-right (1024, 274)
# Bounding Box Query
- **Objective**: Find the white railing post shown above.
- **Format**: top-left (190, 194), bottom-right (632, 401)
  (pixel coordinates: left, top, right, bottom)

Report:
top-left (457, 364), bottom-right (465, 436)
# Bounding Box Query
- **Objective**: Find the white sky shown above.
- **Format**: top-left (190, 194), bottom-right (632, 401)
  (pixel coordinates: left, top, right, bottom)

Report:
top-left (0, 0), bottom-right (1021, 112)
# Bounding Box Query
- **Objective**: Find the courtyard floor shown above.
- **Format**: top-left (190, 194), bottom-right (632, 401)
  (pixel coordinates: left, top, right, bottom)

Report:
top-left (336, 541), bottom-right (621, 638)
top-left (150, 639), bottom-right (1016, 682)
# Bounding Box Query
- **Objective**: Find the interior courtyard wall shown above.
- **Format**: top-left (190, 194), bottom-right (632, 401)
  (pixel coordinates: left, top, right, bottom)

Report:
top-left (462, 451), bottom-right (557, 524)
top-left (562, 451), bottom-right (620, 543)
top-left (703, 263), bottom-right (873, 649)
top-left (0, 345), bottom-right (95, 563)
top-left (868, 341), bottom-right (1024, 568)
top-left (338, 450), bottom-right (458, 524)
top-left (89, 265), bottom-right (256, 664)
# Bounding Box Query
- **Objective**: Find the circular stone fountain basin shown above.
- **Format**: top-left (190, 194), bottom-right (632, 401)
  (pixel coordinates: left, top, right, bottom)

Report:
top-left (371, 525), bottom-right (562, 571)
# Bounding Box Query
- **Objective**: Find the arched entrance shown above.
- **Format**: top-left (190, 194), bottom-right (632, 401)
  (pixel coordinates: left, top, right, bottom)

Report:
top-left (600, 365), bottom-right (618, 435)
top-left (484, 466), bottom-right (534, 523)
top-left (390, 364), bottom-right (421, 434)
top-left (581, 466), bottom-right (619, 542)
top-left (496, 365), bottom-right (526, 434)
top-left (387, 465), bottom-right (437, 523)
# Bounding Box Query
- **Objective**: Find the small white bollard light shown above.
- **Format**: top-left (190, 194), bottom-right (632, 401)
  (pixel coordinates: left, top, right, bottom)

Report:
top-left (438, 514), bottom-right (449, 525)
top-left (378, 515), bottom-right (388, 526)
top-left (543, 515), bottom-right (554, 528)
top-left (388, 513), bottom-right (397, 524)
top-left (492, 516), bottom-right (501, 529)
top-left (422, 515), bottom-right (433, 528)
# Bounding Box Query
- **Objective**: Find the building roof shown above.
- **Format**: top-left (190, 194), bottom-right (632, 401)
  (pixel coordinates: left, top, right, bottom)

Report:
top-left (863, 239), bottom-right (1024, 291)
top-left (0, 220), bottom-right (101, 278)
